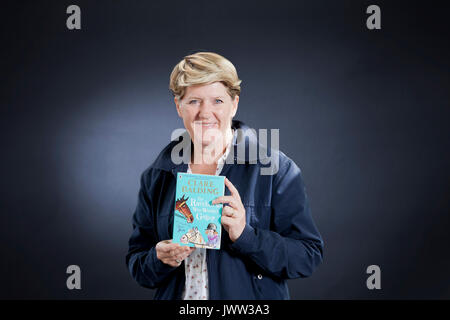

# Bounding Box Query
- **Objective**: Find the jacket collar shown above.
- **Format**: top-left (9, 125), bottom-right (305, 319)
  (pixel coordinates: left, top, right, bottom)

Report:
top-left (151, 119), bottom-right (270, 174)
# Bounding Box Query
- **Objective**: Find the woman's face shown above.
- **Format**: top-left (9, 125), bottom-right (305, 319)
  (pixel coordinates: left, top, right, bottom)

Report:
top-left (175, 82), bottom-right (238, 149)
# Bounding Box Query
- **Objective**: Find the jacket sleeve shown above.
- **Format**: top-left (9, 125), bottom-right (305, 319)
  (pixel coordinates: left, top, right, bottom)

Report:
top-left (125, 169), bottom-right (178, 289)
top-left (229, 158), bottom-right (324, 279)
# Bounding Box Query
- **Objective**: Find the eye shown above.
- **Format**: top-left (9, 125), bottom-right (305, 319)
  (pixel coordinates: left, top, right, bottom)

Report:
top-left (215, 99), bottom-right (223, 104)
top-left (188, 99), bottom-right (199, 105)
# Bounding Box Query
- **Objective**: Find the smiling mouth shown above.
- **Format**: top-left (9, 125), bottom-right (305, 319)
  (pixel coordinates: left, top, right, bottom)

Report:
top-left (196, 122), bottom-right (218, 128)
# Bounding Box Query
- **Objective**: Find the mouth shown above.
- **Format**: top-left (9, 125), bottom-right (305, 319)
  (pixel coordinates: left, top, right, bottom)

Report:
top-left (195, 122), bottom-right (218, 129)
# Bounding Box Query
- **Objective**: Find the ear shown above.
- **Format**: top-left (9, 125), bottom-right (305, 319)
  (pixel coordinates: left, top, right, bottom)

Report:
top-left (231, 95), bottom-right (239, 118)
top-left (175, 97), bottom-right (182, 118)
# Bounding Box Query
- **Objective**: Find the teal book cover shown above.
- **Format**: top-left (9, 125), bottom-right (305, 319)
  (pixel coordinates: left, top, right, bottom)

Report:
top-left (173, 172), bottom-right (225, 250)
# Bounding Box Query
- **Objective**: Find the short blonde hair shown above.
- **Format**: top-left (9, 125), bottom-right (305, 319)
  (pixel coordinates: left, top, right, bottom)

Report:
top-left (169, 52), bottom-right (242, 101)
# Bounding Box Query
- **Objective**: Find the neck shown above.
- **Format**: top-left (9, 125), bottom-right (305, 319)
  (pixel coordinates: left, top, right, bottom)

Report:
top-left (191, 128), bottom-right (233, 165)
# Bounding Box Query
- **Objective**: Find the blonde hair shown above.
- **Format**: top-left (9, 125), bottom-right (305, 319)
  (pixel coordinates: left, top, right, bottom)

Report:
top-left (169, 52), bottom-right (242, 101)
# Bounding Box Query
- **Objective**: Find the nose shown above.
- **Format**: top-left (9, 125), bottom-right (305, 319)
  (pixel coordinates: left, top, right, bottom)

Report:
top-left (197, 100), bottom-right (214, 119)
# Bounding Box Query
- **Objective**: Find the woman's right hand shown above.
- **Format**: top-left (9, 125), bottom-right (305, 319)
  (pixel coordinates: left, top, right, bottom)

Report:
top-left (155, 239), bottom-right (195, 267)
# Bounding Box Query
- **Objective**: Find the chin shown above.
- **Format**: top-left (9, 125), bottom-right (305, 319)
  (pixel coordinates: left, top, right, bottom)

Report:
top-left (200, 139), bottom-right (215, 147)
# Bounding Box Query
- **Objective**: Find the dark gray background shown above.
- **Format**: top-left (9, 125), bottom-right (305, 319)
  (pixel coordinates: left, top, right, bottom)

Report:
top-left (1, 0), bottom-right (449, 299)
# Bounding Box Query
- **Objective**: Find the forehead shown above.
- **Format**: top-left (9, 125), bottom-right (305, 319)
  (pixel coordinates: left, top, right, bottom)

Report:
top-left (184, 81), bottom-right (228, 98)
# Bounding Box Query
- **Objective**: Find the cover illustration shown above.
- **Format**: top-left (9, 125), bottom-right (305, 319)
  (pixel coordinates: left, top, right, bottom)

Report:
top-left (173, 172), bottom-right (225, 250)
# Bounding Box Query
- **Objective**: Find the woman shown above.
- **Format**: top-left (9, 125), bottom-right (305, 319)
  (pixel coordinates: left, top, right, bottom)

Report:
top-left (126, 52), bottom-right (324, 299)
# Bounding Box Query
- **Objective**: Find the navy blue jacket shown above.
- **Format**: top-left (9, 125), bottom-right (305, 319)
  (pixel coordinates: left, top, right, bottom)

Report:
top-left (126, 119), bottom-right (323, 299)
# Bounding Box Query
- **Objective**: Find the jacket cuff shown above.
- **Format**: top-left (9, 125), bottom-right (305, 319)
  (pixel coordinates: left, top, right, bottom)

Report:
top-left (147, 246), bottom-right (178, 277)
top-left (230, 224), bottom-right (257, 254)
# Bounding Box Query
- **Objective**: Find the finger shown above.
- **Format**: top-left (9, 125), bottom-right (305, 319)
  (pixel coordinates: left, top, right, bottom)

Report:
top-left (212, 196), bottom-right (232, 204)
top-left (212, 196), bottom-right (238, 208)
top-left (178, 249), bottom-right (194, 260)
top-left (221, 215), bottom-right (233, 226)
top-left (222, 206), bottom-right (236, 217)
top-left (225, 177), bottom-right (241, 201)
top-left (183, 246), bottom-right (195, 253)
top-left (172, 247), bottom-right (187, 257)
top-left (165, 243), bottom-right (183, 252)
top-left (170, 253), bottom-right (183, 261)
top-left (170, 242), bottom-right (182, 249)
top-left (179, 247), bottom-right (190, 255)
top-left (163, 244), bottom-right (188, 259)
top-left (181, 251), bottom-right (192, 260)
top-left (169, 247), bottom-right (184, 257)
top-left (168, 260), bottom-right (181, 267)
top-left (175, 254), bottom-right (185, 261)
top-left (160, 241), bottom-right (177, 250)
top-left (157, 242), bottom-right (171, 253)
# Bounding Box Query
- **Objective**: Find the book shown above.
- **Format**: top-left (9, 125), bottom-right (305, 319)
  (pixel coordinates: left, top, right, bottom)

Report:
top-left (172, 172), bottom-right (225, 250)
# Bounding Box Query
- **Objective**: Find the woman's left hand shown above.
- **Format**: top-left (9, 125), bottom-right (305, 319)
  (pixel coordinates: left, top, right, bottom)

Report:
top-left (212, 177), bottom-right (246, 242)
